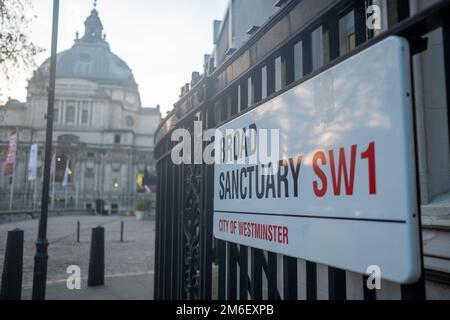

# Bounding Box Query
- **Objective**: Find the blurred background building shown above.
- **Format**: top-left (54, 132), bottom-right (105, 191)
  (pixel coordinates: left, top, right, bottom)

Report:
top-left (0, 5), bottom-right (161, 214)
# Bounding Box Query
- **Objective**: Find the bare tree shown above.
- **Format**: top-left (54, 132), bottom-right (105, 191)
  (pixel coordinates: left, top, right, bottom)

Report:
top-left (0, 0), bottom-right (43, 108)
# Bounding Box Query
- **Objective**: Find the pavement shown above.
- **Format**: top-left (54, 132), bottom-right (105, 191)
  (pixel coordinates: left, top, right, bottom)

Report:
top-left (0, 215), bottom-right (155, 300)
top-left (22, 272), bottom-right (154, 300)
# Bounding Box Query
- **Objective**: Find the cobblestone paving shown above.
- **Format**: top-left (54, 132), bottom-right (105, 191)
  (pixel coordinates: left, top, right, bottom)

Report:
top-left (0, 215), bottom-right (155, 288)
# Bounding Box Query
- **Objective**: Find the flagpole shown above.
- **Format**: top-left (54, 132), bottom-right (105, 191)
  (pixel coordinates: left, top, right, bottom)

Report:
top-left (75, 161), bottom-right (79, 208)
top-left (63, 159), bottom-right (69, 208)
top-left (51, 148), bottom-right (56, 210)
top-left (9, 128), bottom-right (18, 211)
top-left (51, 176), bottom-right (55, 209)
top-left (34, 174), bottom-right (38, 209)
top-left (32, 0), bottom-right (59, 300)
top-left (24, 160), bottom-right (28, 205)
top-left (39, 155), bottom-right (45, 208)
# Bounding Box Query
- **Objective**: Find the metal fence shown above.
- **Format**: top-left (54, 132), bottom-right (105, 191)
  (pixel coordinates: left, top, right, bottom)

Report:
top-left (153, 0), bottom-right (450, 300)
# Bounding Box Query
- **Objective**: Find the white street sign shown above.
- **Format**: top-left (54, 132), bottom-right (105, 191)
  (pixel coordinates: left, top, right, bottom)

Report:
top-left (213, 36), bottom-right (421, 284)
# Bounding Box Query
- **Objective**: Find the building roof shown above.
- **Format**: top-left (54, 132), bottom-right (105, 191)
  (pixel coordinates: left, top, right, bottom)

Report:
top-left (3, 98), bottom-right (26, 109)
top-left (139, 106), bottom-right (162, 116)
top-left (31, 6), bottom-right (137, 88)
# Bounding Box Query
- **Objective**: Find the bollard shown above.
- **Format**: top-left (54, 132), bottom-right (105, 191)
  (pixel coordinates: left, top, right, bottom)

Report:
top-left (88, 226), bottom-right (104, 287)
top-left (77, 221), bottom-right (80, 243)
top-left (1, 229), bottom-right (24, 300)
top-left (120, 221), bottom-right (124, 243)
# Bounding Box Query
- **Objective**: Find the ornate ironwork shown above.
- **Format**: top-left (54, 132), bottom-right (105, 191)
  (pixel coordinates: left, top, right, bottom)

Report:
top-left (183, 162), bottom-right (202, 299)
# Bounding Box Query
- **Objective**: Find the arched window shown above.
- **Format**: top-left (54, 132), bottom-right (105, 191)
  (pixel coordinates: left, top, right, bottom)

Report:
top-left (66, 106), bottom-right (75, 124)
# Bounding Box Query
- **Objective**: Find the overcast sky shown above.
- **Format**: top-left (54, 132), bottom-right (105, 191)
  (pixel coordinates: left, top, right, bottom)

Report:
top-left (2, 0), bottom-right (228, 115)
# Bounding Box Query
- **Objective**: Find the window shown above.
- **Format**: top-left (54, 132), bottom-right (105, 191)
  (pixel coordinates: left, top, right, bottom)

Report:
top-left (261, 66), bottom-right (268, 99)
top-left (237, 85), bottom-right (242, 112)
top-left (323, 28), bottom-right (330, 65)
top-left (214, 100), bottom-right (222, 124)
top-left (225, 94), bottom-right (232, 118)
top-left (65, 105), bottom-right (75, 124)
top-left (239, 81), bottom-right (248, 111)
top-left (114, 134), bottom-right (121, 144)
top-left (339, 10), bottom-right (356, 56)
top-left (247, 77), bottom-right (253, 107)
top-left (294, 41), bottom-right (304, 81)
top-left (275, 56), bottom-right (282, 92)
top-left (81, 101), bottom-right (90, 125)
top-left (311, 26), bottom-right (324, 70)
top-left (54, 108), bottom-right (59, 124)
top-left (81, 109), bottom-right (89, 124)
top-left (54, 100), bottom-right (60, 124)
top-left (126, 116), bottom-right (134, 127)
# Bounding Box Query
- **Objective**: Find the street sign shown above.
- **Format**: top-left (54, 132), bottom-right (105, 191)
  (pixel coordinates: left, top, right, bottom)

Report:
top-left (213, 36), bottom-right (421, 284)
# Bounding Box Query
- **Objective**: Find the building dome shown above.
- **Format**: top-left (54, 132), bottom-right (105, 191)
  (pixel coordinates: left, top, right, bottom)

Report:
top-left (32, 7), bottom-right (137, 88)
top-left (54, 41), bottom-right (136, 87)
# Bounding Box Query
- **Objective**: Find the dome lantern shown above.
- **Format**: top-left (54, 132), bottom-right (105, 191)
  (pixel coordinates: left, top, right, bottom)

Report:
top-left (82, 0), bottom-right (104, 42)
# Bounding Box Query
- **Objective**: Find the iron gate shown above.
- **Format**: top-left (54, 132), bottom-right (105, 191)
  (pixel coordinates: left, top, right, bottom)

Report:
top-left (154, 0), bottom-right (450, 300)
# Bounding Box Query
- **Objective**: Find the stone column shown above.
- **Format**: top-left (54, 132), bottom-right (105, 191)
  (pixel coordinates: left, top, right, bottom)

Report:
top-left (79, 158), bottom-right (85, 207)
top-left (128, 151), bottom-right (133, 209)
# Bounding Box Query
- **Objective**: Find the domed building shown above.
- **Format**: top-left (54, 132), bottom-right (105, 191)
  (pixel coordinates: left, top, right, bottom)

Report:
top-left (0, 5), bottom-right (161, 213)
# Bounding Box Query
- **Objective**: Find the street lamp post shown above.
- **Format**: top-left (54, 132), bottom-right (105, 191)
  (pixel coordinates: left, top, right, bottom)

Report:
top-left (31, 0), bottom-right (60, 300)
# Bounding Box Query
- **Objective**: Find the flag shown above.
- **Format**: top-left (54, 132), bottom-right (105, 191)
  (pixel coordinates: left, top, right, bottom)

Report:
top-left (143, 168), bottom-right (154, 193)
top-left (3, 131), bottom-right (17, 176)
top-left (137, 173), bottom-right (144, 191)
top-left (50, 152), bottom-right (56, 181)
top-left (62, 160), bottom-right (70, 187)
top-left (27, 144), bottom-right (38, 181)
top-left (137, 169), bottom-right (155, 193)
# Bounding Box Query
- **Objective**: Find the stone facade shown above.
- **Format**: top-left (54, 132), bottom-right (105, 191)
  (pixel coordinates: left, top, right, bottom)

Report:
top-left (0, 6), bottom-right (161, 214)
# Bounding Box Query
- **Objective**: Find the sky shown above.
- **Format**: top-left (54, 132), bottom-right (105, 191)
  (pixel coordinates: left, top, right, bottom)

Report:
top-left (1, 0), bottom-right (229, 115)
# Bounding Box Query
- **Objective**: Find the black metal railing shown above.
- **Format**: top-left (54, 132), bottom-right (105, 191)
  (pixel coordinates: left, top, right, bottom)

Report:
top-left (154, 0), bottom-right (450, 300)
